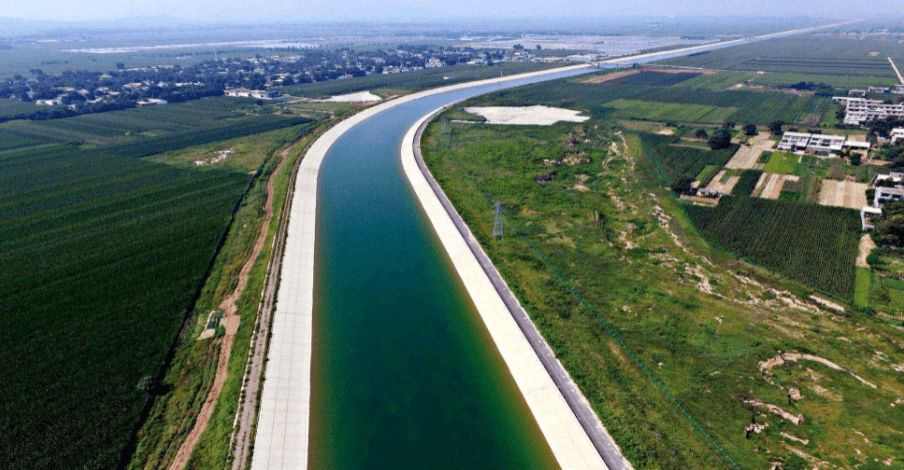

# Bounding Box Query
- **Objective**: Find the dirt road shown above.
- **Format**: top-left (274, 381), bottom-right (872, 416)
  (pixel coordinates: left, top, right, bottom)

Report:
top-left (168, 142), bottom-right (292, 470)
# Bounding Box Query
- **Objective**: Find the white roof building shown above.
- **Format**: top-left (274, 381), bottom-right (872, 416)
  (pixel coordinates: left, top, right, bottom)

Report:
top-left (834, 96), bottom-right (904, 126)
top-left (891, 127), bottom-right (904, 144)
top-left (776, 132), bottom-right (869, 154)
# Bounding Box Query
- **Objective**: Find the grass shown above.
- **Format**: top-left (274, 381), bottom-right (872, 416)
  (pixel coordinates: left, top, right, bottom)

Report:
top-left (763, 151), bottom-right (800, 174)
top-left (421, 99), bottom-right (904, 469)
top-left (854, 267), bottom-right (872, 307)
top-left (603, 71), bottom-right (701, 86)
top-left (0, 97), bottom-right (47, 118)
top-left (605, 99), bottom-right (737, 123)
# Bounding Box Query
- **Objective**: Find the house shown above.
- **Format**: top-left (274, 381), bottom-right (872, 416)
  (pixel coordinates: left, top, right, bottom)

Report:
top-left (890, 128), bottom-right (904, 144)
top-left (848, 89), bottom-right (867, 97)
top-left (894, 85), bottom-right (904, 95)
top-left (861, 206), bottom-right (882, 230)
top-left (862, 172), bottom-right (904, 229)
top-left (875, 186), bottom-right (904, 207)
top-left (776, 132), bottom-right (813, 151)
top-left (137, 98), bottom-right (167, 106)
top-left (868, 86), bottom-right (890, 94)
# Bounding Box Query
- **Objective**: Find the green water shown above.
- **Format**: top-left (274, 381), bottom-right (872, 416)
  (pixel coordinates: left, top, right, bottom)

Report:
top-left (308, 70), bottom-right (589, 469)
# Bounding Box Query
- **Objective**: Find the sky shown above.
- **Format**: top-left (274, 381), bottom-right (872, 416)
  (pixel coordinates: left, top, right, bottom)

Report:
top-left (1, 0), bottom-right (902, 24)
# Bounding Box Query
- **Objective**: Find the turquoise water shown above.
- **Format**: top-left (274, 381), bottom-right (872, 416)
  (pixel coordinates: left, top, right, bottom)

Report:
top-left (308, 70), bottom-right (590, 469)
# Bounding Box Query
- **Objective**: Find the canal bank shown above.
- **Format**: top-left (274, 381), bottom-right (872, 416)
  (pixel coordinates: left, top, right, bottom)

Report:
top-left (251, 64), bottom-right (593, 470)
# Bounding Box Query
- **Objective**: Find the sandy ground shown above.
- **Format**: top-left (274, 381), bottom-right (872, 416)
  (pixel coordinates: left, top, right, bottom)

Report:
top-left (323, 91), bottom-right (382, 102)
top-left (818, 180), bottom-right (868, 210)
top-left (169, 135), bottom-right (291, 470)
top-left (706, 170), bottom-right (741, 194)
top-left (726, 132), bottom-right (774, 170)
top-left (755, 173), bottom-right (799, 200)
top-left (857, 234), bottom-right (878, 268)
top-left (655, 128), bottom-right (675, 135)
top-left (464, 105), bottom-right (589, 125)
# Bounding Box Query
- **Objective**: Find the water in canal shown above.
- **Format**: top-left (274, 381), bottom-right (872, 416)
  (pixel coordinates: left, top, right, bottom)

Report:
top-left (307, 69), bottom-right (597, 470)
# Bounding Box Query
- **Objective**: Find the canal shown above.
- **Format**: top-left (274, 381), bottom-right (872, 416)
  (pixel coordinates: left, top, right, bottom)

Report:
top-left (307, 68), bottom-right (592, 469)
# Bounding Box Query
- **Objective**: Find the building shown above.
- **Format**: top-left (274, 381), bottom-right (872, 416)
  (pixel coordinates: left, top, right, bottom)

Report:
top-left (848, 89), bottom-right (867, 97)
top-left (861, 206), bottom-right (882, 230)
top-left (862, 171), bottom-right (904, 229)
top-left (894, 85), bottom-right (904, 95)
top-left (776, 131), bottom-right (870, 154)
top-left (875, 186), bottom-right (904, 207)
top-left (137, 98), bottom-right (167, 106)
top-left (868, 86), bottom-right (890, 94)
top-left (833, 96), bottom-right (904, 125)
top-left (891, 128), bottom-right (904, 144)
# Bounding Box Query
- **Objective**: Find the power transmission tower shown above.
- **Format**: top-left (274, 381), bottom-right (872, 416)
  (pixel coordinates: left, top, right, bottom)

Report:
top-left (493, 202), bottom-right (504, 238)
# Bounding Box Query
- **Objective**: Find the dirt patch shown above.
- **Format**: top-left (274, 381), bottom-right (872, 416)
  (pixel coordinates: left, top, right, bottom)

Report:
top-left (818, 179), bottom-right (868, 210)
top-left (742, 398), bottom-right (805, 425)
top-left (464, 105), bottom-right (589, 125)
top-left (857, 234), bottom-right (877, 268)
top-left (574, 174), bottom-right (590, 192)
top-left (758, 351), bottom-right (877, 389)
top-left (655, 128), bottom-right (674, 135)
top-left (756, 173), bottom-right (799, 200)
top-left (195, 148), bottom-right (234, 166)
top-left (583, 69), bottom-right (640, 84)
top-left (705, 170), bottom-right (741, 194)
top-left (800, 113), bottom-right (821, 126)
top-left (726, 132), bottom-right (774, 170)
top-left (809, 295), bottom-right (845, 313)
top-left (781, 432), bottom-right (810, 445)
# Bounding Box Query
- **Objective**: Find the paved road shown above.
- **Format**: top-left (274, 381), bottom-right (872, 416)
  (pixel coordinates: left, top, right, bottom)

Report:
top-left (412, 110), bottom-right (629, 470)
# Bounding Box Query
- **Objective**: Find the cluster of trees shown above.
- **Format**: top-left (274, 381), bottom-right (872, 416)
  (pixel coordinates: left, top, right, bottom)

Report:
top-left (782, 81), bottom-right (835, 96)
top-left (873, 201), bottom-right (904, 247)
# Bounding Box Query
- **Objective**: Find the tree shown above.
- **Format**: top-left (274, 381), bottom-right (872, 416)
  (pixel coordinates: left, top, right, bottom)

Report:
top-left (535, 44), bottom-right (542, 50)
top-left (694, 128), bottom-right (709, 139)
top-left (115, 62), bottom-right (125, 70)
top-left (743, 124), bottom-right (758, 136)
top-left (722, 121), bottom-right (736, 129)
top-left (513, 44), bottom-right (524, 50)
top-left (769, 120), bottom-right (785, 135)
top-left (874, 201), bottom-right (904, 247)
top-left (708, 128), bottom-right (732, 150)
top-left (671, 176), bottom-right (695, 195)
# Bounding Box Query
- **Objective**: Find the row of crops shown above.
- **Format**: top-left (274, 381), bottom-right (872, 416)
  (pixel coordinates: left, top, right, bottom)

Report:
top-left (0, 100), bottom-right (314, 468)
top-left (638, 132), bottom-right (739, 184)
top-left (685, 196), bottom-right (860, 299)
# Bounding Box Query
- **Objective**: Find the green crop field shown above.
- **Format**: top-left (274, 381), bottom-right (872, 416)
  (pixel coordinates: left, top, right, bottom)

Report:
top-left (280, 62), bottom-right (560, 98)
top-left (491, 75), bottom-right (831, 125)
top-left (694, 164), bottom-right (721, 187)
top-left (0, 100), bottom-right (316, 468)
top-left (605, 99), bottom-right (737, 123)
top-left (0, 97), bottom-right (47, 119)
top-left (731, 169), bottom-right (762, 196)
top-left (750, 72), bottom-right (900, 89)
top-left (676, 71), bottom-right (756, 91)
top-left (603, 71), bottom-right (700, 86)
top-left (686, 197), bottom-right (860, 298)
top-left (763, 151), bottom-right (800, 174)
top-left (637, 132), bottom-right (739, 184)
top-left (657, 36), bottom-right (904, 78)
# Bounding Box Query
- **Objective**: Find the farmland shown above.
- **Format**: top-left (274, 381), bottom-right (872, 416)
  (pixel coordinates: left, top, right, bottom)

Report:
top-left (657, 36), bottom-right (904, 78)
top-left (421, 88), bottom-right (904, 470)
top-left (279, 62), bottom-right (559, 98)
top-left (601, 70), bottom-right (700, 86)
top-left (487, 74), bottom-right (832, 125)
top-left (676, 72), bottom-right (756, 91)
top-left (685, 197), bottom-right (860, 298)
top-left (638, 132), bottom-right (740, 183)
top-left (605, 99), bottom-right (737, 123)
top-left (731, 169), bottom-right (762, 196)
top-left (0, 97), bottom-right (318, 469)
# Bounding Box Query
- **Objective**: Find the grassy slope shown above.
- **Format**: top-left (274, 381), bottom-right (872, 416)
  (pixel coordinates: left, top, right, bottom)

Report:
top-left (421, 109), bottom-right (904, 469)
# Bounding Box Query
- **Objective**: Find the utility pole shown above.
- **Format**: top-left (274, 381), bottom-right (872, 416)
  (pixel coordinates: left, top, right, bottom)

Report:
top-left (493, 202), bottom-right (504, 238)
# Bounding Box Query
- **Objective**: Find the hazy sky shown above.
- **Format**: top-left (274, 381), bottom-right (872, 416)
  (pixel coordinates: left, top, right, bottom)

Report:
top-left (1, 0), bottom-right (902, 23)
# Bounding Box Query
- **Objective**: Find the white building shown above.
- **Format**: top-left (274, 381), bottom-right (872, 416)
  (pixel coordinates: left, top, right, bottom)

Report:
top-left (776, 132), bottom-right (870, 154)
top-left (890, 128), bottom-right (904, 144)
top-left (833, 96), bottom-right (904, 126)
